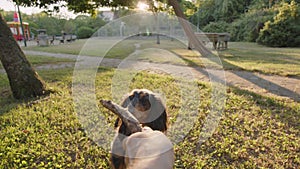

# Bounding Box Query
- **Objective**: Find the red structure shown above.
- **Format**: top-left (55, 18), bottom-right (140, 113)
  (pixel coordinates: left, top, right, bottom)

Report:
top-left (7, 12), bottom-right (30, 41)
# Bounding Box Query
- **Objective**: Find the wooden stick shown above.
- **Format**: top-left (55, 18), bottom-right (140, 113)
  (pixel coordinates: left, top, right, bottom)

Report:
top-left (100, 100), bottom-right (142, 134)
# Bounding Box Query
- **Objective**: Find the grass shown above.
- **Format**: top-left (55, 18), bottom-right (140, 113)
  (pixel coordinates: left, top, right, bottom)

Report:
top-left (0, 55), bottom-right (75, 69)
top-left (23, 39), bottom-right (300, 77)
top-left (0, 67), bottom-right (299, 168)
top-left (23, 40), bottom-right (87, 55)
top-left (218, 42), bottom-right (300, 77)
top-left (23, 39), bottom-right (138, 58)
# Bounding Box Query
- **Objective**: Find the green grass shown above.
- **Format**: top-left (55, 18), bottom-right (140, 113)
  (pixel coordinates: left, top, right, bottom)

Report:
top-left (218, 42), bottom-right (300, 77)
top-left (23, 40), bottom-right (87, 55)
top-left (22, 38), bottom-right (186, 58)
top-left (23, 39), bottom-right (138, 58)
top-left (0, 55), bottom-right (75, 69)
top-left (23, 39), bottom-right (300, 77)
top-left (0, 67), bottom-right (299, 168)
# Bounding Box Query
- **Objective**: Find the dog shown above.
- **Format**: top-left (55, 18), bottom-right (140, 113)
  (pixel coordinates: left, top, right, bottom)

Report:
top-left (111, 89), bottom-right (173, 169)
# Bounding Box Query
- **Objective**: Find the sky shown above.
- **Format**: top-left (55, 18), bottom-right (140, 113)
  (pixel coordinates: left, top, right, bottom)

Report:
top-left (0, 0), bottom-right (81, 19)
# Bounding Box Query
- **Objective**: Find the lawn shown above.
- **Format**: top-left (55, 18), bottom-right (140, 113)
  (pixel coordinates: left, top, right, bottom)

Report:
top-left (23, 40), bottom-right (87, 55)
top-left (0, 66), bottom-right (299, 168)
top-left (0, 55), bottom-right (75, 69)
top-left (219, 42), bottom-right (300, 77)
top-left (23, 38), bottom-right (300, 77)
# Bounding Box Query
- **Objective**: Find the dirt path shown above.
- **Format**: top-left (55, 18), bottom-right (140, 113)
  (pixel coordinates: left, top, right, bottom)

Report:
top-left (1, 50), bottom-right (299, 101)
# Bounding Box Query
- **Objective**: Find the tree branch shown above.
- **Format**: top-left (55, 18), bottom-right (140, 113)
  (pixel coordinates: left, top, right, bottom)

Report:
top-left (100, 100), bottom-right (142, 134)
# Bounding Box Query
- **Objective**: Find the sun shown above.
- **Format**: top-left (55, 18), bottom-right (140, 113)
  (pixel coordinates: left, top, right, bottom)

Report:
top-left (137, 2), bottom-right (149, 11)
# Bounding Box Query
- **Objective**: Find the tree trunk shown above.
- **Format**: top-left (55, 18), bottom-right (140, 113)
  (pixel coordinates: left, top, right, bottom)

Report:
top-left (168, 0), bottom-right (212, 57)
top-left (0, 14), bottom-right (49, 99)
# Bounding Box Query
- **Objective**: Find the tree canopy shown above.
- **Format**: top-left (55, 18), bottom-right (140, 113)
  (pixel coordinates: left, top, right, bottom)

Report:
top-left (13, 0), bottom-right (139, 15)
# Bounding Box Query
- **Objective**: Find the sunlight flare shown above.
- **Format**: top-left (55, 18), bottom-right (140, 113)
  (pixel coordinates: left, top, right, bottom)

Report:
top-left (137, 2), bottom-right (149, 11)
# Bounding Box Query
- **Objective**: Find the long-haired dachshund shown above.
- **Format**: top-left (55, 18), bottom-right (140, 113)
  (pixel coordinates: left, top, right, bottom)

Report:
top-left (110, 89), bottom-right (173, 169)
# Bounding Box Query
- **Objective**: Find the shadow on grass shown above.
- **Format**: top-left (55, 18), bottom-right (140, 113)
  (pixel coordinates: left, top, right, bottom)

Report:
top-left (172, 48), bottom-right (300, 102)
top-left (222, 43), bottom-right (300, 66)
top-left (0, 90), bottom-right (18, 115)
top-left (0, 90), bottom-right (51, 116)
top-left (0, 67), bottom-right (75, 116)
top-left (220, 59), bottom-right (300, 102)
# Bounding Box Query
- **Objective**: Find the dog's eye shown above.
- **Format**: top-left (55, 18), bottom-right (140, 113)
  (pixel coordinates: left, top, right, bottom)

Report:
top-left (140, 92), bottom-right (149, 98)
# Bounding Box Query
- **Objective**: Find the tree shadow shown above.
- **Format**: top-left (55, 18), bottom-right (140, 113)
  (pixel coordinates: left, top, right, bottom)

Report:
top-left (223, 43), bottom-right (300, 66)
top-left (0, 90), bottom-right (50, 116)
top-left (171, 49), bottom-right (300, 102)
top-left (219, 59), bottom-right (300, 102)
top-left (0, 67), bottom-right (81, 116)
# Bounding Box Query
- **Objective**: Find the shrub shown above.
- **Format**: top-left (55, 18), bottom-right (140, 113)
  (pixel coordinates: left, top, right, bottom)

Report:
top-left (202, 21), bottom-right (230, 33)
top-left (76, 26), bottom-right (94, 39)
top-left (257, 1), bottom-right (300, 47)
top-left (230, 9), bottom-right (274, 42)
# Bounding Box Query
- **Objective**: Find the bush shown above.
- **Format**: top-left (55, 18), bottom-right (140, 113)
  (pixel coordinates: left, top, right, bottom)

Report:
top-left (257, 1), bottom-right (300, 47)
top-left (202, 21), bottom-right (230, 33)
top-left (230, 9), bottom-right (274, 42)
top-left (76, 26), bottom-right (94, 39)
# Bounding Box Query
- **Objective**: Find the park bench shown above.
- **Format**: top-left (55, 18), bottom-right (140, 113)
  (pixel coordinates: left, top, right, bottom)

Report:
top-left (60, 34), bottom-right (77, 44)
top-left (189, 32), bottom-right (230, 50)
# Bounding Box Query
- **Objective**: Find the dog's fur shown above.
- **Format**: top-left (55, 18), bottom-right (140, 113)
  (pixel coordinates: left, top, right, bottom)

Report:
top-left (111, 89), bottom-right (169, 169)
top-left (123, 127), bottom-right (174, 169)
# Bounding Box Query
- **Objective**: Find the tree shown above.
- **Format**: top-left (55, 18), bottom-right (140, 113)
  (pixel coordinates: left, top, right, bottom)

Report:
top-left (0, 14), bottom-right (49, 99)
top-left (76, 26), bottom-right (94, 38)
top-left (257, 1), bottom-right (300, 47)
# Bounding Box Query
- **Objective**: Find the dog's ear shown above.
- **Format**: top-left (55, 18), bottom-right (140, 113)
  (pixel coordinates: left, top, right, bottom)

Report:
top-left (121, 93), bottom-right (131, 108)
top-left (145, 93), bottom-right (168, 132)
top-left (144, 109), bottom-right (167, 132)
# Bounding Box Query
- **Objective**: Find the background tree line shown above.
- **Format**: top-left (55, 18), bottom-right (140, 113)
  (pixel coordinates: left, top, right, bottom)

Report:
top-left (1, 10), bottom-right (106, 39)
top-left (1, 0), bottom-right (299, 46)
top-left (188, 0), bottom-right (300, 47)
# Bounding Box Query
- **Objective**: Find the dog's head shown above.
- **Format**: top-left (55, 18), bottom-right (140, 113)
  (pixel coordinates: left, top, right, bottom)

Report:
top-left (118, 89), bottom-right (167, 133)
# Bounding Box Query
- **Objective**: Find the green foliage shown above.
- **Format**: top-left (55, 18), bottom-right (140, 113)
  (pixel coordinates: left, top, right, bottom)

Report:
top-left (230, 9), bottom-right (274, 42)
top-left (13, 0), bottom-right (139, 15)
top-left (188, 0), bottom-right (300, 46)
top-left (8, 0), bottom-right (300, 47)
top-left (257, 1), bottom-right (300, 47)
top-left (1, 10), bottom-right (106, 37)
top-left (190, 0), bottom-right (249, 27)
top-left (202, 21), bottom-right (230, 33)
top-left (32, 13), bottom-right (67, 35)
top-left (180, 0), bottom-right (197, 17)
top-left (76, 26), bottom-right (94, 39)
